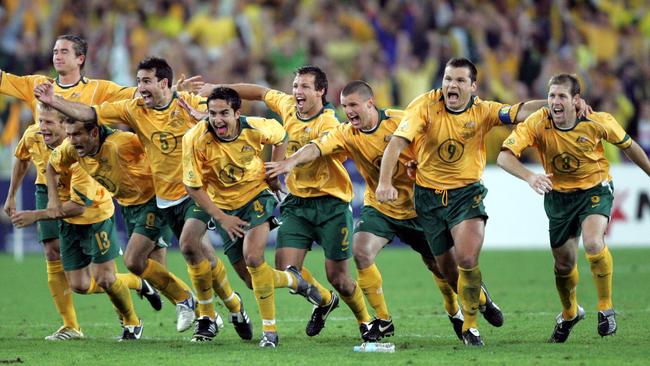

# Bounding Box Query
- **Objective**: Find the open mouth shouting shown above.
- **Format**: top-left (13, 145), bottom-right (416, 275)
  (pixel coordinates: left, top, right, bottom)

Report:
top-left (446, 91), bottom-right (460, 105)
top-left (347, 113), bottom-right (361, 127)
top-left (140, 91), bottom-right (154, 106)
top-left (295, 96), bottom-right (306, 111)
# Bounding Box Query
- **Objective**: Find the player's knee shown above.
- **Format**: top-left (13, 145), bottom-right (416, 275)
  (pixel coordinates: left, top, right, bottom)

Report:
top-left (94, 272), bottom-right (116, 290)
top-left (43, 241), bottom-right (61, 261)
top-left (554, 261), bottom-right (574, 275)
top-left (243, 253), bottom-right (263, 268)
top-left (456, 257), bottom-right (478, 269)
top-left (353, 247), bottom-right (374, 269)
top-left (124, 256), bottom-right (146, 275)
top-left (583, 238), bottom-right (605, 255)
top-left (179, 242), bottom-right (200, 262)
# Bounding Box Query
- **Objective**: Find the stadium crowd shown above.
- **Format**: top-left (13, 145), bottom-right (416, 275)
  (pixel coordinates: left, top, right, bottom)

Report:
top-left (1, 0), bottom-right (649, 165)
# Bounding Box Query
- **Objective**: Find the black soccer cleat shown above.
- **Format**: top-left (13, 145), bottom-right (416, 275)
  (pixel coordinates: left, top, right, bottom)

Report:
top-left (597, 308), bottom-right (617, 337)
top-left (448, 309), bottom-right (464, 341)
top-left (259, 331), bottom-right (279, 348)
top-left (306, 291), bottom-right (339, 336)
top-left (365, 317), bottom-right (395, 341)
top-left (229, 292), bottom-right (253, 340)
top-left (479, 283), bottom-right (503, 327)
top-left (191, 316), bottom-right (218, 342)
top-left (119, 319), bottom-right (143, 341)
top-left (138, 279), bottom-right (162, 311)
top-left (462, 328), bottom-right (484, 346)
top-left (548, 305), bottom-right (585, 343)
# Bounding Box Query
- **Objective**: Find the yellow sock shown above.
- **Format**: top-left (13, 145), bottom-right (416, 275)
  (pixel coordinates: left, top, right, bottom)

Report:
top-left (248, 262), bottom-right (276, 332)
top-left (211, 258), bottom-right (240, 313)
top-left (141, 259), bottom-right (188, 304)
top-left (117, 273), bottom-right (142, 290)
top-left (431, 271), bottom-right (459, 316)
top-left (273, 268), bottom-right (292, 289)
top-left (458, 266), bottom-right (482, 331)
top-left (188, 259), bottom-right (215, 319)
top-left (357, 264), bottom-right (389, 320)
top-left (555, 265), bottom-right (579, 320)
top-left (86, 277), bottom-right (104, 294)
top-left (105, 277), bottom-right (139, 326)
top-left (479, 287), bottom-right (487, 306)
top-left (586, 246), bottom-right (614, 311)
top-left (301, 267), bottom-right (332, 306)
top-left (340, 283), bottom-right (372, 323)
top-left (46, 260), bottom-right (79, 330)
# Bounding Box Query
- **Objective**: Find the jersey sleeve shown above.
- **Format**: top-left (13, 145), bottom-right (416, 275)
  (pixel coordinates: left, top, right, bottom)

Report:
top-left (0, 72), bottom-right (47, 102)
top-left (69, 165), bottom-right (96, 207)
top-left (248, 117), bottom-right (287, 146)
top-left (95, 80), bottom-right (137, 102)
top-left (48, 141), bottom-right (77, 174)
top-left (501, 115), bottom-right (538, 157)
top-left (181, 131), bottom-right (204, 188)
top-left (484, 100), bottom-right (523, 127)
top-left (393, 93), bottom-right (429, 143)
top-left (181, 92), bottom-right (208, 112)
top-left (14, 130), bottom-right (32, 160)
top-left (597, 112), bottom-right (632, 149)
top-left (312, 124), bottom-right (348, 156)
top-left (94, 99), bottom-right (133, 128)
top-left (263, 89), bottom-right (294, 123)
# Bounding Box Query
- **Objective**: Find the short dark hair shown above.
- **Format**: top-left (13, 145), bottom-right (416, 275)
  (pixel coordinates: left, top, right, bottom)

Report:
top-left (296, 65), bottom-right (328, 104)
top-left (341, 80), bottom-right (374, 100)
top-left (548, 74), bottom-right (581, 96)
top-left (445, 57), bottom-right (478, 82)
top-left (56, 35), bottom-right (88, 70)
top-left (62, 117), bottom-right (98, 133)
top-left (207, 87), bottom-right (241, 111)
top-left (137, 57), bottom-right (173, 88)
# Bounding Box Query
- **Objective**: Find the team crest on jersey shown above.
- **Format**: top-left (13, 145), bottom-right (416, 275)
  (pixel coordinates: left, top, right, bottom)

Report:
top-left (461, 121), bottom-right (477, 140)
top-left (398, 119), bottom-right (409, 131)
top-left (239, 144), bottom-right (255, 164)
top-left (70, 92), bottom-right (81, 99)
top-left (504, 137), bottom-right (515, 146)
top-left (576, 136), bottom-right (592, 152)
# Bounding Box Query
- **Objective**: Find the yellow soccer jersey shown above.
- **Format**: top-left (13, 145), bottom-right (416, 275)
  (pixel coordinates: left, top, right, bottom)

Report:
top-left (94, 91), bottom-right (206, 201)
top-left (394, 89), bottom-right (522, 190)
top-left (264, 89), bottom-right (352, 202)
top-left (51, 127), bottom-right (155, 207)
top-left (183, 116), bottom-right (287, 210)
top-left (14, 124), bottom-right (55, 185)
top-left (0, 72), bottom-right (136, 124)
top-left (50, 160), bottom-right (115, 225)
top-left (314, 109), bottom-right (417, 219)
top-left (502, 109), bottom-right (632, 192)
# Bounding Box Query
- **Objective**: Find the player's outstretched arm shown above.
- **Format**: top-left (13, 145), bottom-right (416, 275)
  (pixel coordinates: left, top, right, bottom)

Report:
top-left (45, 163), bottom-right (64, 215)
top-left (11, 201), bottom-right (85, 228)
top-left (199, 83), bottom-right (270, 101)
top-left (514, 100), bottom-right (546, 123)
top-left (4, 158), bottom-right (30, 217)
top-left (497, 149), bottom-right (553, 195)
top-left (34, 83), bottom-right (97, 122)
top-left (376, 136), bottom-right (409, 202)
top-left (185, 185), bottom-right (249, 240)
top-left (622, 140), bottom-right (650, 177)
top-left (265, 143), bottom-right (321, 179)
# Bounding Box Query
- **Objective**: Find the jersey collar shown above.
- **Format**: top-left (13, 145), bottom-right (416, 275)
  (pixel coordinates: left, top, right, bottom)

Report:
top-left (359, 108), bottom-right (385, 134)
top-left (443, 95), bottom-right (475, 115)
top-left (153, 91), bottom-right (176, 111)
top-left (55, 76), bottom-right (87, 89)
top-left (296, 102), bottom-right (336, 122)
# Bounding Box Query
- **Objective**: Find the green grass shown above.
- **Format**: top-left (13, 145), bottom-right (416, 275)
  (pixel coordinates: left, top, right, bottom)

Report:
top-left (1, 248), bottom-right (649, 365)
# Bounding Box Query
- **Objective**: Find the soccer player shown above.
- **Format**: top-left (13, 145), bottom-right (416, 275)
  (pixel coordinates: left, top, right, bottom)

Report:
top-left (376, 58), bottom-right (551, 346)
top-left (47, 116), bottom-right (198, 333)
top-left (33, 57), bottom-right (250, 342)
top-left (497, 74), bottom-right (650, 342)
top-left (10, 109), bottom-right (144, 341)
top-left (1, 35), bottom-right (139, 340)
top-left (204, 66), bottom-right (372, 338)
top-left (182, 87), bottom-right (321, 347)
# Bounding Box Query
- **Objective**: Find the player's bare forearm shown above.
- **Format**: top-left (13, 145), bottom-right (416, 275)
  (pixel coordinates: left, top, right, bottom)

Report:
top-left (292, 143), bottom-right (321, 166)
top-left (185, 185), bottom-right (227, 221)
top-left (50, 95), bottom-right (97, 122)
top-left (379, 136), bottom-right (409, 185)
top-left (7, 158), bottom-right (29, 201)
top-left (45, 163), bottom-right (63, 211)
top-left (271, 141), bottom-right (288, 163)
top-left (623, 141), bottom-right (650, 177)
top-left (497, 150), bottom-right (534, 182)
top-left (227, 84), bottom-right (269, 101)
top-left (266, 143), bottom-right (320, 178)
top-left (514, 100), bottom-right (546, 123)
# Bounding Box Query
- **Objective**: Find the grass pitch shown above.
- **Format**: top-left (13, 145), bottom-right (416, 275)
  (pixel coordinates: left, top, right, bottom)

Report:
top-left (1, 247), bottom-right (649, 365)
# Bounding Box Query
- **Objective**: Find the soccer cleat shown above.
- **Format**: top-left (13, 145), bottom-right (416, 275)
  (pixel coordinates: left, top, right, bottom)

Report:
top-left (359, 322), bottom-right (374, 342)
top-left (191, 316), bottom-right (218, 342)
top-left (365, 318), bottom-right (395, 341)
top-left (286, 265), bottom-right (322, 306)
top-left (462, 328), bottom-right (484, 346)
top-left (597, 308), bottom-right (617, 337)
top-left (119, 319), bottom-right (144, 341)
top-left (479, 283), bottom-right (503, 327)
top-left (448, 309), bottom-right (464, 341)
top-left (259, 331), bottom-right (279, 348)
top-left (138, 278), bottom-right (162, 311)
top-left (229, 292), bottom-right (253, 340)
top-left (44, 326), bottom-right (84, 341)
top-left (175, 293), bottom-right (197, 332)
top-left (306, 291), bottom-right (339, 336)
top-left (548, 305), bottom-right (586, 343)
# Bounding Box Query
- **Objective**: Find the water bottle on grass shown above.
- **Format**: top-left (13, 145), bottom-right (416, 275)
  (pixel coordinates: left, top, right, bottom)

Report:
top-left (353, 342), bottom-right (395, 353)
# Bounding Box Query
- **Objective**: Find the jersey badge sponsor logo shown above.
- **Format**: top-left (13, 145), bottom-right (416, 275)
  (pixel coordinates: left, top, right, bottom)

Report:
top-left (398, 119), bottom-right (409, 131)
top-left (240, 145), bottom-right (255, 165)
top-left (504, 137), bottom-right (515, 145)
top-left (461, 121), bottom-right (477, 139)
top-left (576, 136), bottom-right (592, 152)
top-left (591, 195), bottom-right (600, 207)
top-left (70, 92), bottom-right (81, 99)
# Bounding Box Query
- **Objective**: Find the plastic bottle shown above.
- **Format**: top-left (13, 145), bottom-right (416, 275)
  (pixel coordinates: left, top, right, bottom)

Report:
top-left (353, 342), bottom-right (395, 353)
